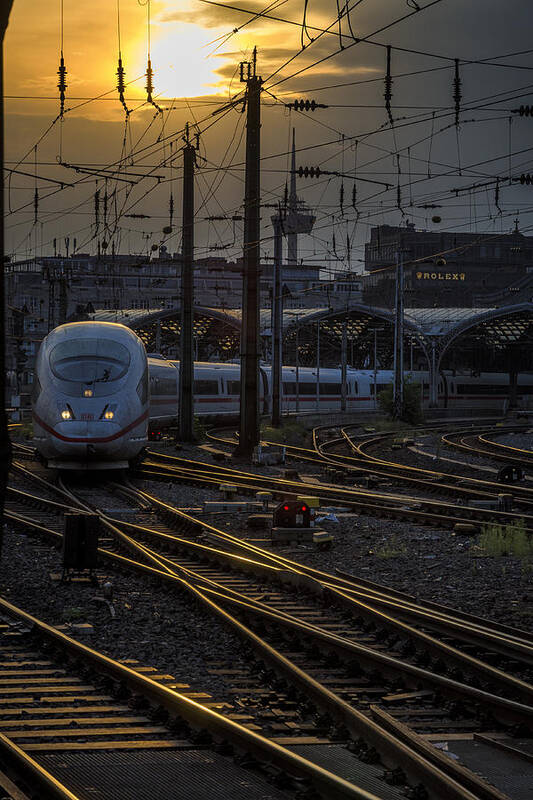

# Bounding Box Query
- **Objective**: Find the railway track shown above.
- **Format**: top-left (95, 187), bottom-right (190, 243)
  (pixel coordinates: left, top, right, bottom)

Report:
top-left (6, 461), bottom-right (533, 798)
top-left (138, 436), bottom-right (533, 535)
top-left (0, 596), bottom-right (398, 800)
top-left (442, 429), bottom-right (533, 471)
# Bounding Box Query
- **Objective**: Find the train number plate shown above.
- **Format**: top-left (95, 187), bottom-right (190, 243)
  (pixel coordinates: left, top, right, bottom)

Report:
top-left (80, 413), bottom-right (94, 421)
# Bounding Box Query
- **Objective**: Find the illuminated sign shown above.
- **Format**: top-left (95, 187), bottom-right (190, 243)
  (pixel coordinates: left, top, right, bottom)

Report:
top-left (416, 272), bottom-right (466, 281)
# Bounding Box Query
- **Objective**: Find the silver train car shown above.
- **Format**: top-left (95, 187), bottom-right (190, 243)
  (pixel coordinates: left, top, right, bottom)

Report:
top-left (33, 322), bottom-right (149, 469)
top-left (148, 358), bottom-right (533, 426)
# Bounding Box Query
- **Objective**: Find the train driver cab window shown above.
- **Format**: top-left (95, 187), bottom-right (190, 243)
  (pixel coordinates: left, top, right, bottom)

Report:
top-left (50, 338), bottom-right (131, 397)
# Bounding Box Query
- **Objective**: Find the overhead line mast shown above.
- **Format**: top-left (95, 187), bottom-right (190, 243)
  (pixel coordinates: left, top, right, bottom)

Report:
top-left (237, 48), bottom-right (262, 457)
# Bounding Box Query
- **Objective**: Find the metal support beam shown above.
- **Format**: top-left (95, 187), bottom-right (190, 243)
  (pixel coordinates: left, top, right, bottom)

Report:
top-left (179, 135), bottom-right (196, 441)
top-left (238, 50), bottom-right (262, 455)
top-left (429, 339), bottom-right (439, 408)
top-left (271, 216), bottom-right (283, 427)
top-left (341, 321), bottom-right (348, 412)
top-left (393, 250), bottom-right (405, 419)
top-left (316, 322), bottom-right (320, 412)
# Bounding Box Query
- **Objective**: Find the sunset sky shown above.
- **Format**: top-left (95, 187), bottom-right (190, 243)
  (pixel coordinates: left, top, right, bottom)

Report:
top-left (4, 0), bottom-right (533, 266)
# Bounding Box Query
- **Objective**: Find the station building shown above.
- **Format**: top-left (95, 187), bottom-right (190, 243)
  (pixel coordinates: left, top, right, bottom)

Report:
top-left (362, 222), bottom-right (533, 308)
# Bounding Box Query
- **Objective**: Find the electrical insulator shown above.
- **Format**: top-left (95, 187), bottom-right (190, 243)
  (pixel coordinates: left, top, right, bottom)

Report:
top-left (516, 105), bottom-right (533, 117)
top-left (297, 166), bottom-right (321, 178)
top-left (145, 59), bottom-right (163, 113)
top-left (453, 59), bottom-right (462, 127)
top-left (519, 174), bottom-right (533, 185)
top-left (383, 45), bottom-right (393, 125)
top-left (289, 99), bottom-right (327, 112)
top-left (162, 225), bottom-right (172, 235)
top-left (116, 57), bottom-right (130, 115)
top-left (57, 55), bottom-right (68, 116)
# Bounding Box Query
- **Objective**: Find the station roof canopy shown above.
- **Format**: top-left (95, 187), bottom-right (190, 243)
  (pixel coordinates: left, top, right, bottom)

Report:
top-left (86, 302), bottom-right (533, 367)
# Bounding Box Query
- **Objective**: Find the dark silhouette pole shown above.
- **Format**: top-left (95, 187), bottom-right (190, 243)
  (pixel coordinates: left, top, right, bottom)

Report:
top-left (237, 49), bottom-right (262, 456)
top-left (0, 2), bottom-right (15, 556)
top-left (179, 124), bottom-right (197, 441)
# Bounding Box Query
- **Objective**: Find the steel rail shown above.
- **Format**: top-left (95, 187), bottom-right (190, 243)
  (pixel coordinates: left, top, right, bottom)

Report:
top-left (12, 461), bottom-right (533, 660)
top-left (0, 731), bottom-right (80, 800)
top-left (58, 478), bottom-right (533, 720)
top-left (139, 451), bottom-right (533, 533)
top-left (4, 501), bottom-right (521, 798)
top-left (23, 491), bottom-right (491, 800)
top-left (0, 597), bottom-right (388, 800)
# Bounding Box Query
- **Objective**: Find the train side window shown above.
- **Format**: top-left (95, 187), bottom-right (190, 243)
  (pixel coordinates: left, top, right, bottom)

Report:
top-left (227, 380), bottom-right (240, 395)
top-left (283, 382), bottom-right (296, 394)
top-left (298, 382), bottom-right (316, 395)
top-left (137, 368), bottom-right (148, 404)
top-left (194, 379), bottom-right (219, 395)
top-left (155, 377), bottom-right (177, 395)
top-left (320, 383), bottom-right (342, 395)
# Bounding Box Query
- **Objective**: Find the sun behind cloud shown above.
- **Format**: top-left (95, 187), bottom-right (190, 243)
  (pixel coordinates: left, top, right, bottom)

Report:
top-left (134, 16), bottom-right (230, 99)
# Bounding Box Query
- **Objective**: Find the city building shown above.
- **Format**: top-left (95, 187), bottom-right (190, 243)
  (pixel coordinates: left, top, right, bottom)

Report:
top-left (362, 221), bottom-right (533, 308)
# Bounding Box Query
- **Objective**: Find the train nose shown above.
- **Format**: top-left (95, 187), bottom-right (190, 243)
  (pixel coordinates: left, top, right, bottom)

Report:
top-left (54, 420), bottom-right (121, 441)
top-left (52, 420), bottom-right (125, 459)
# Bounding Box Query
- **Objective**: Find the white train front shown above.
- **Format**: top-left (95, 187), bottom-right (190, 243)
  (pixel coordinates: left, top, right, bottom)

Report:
top-left (32, 322), bottom-right (149, 469)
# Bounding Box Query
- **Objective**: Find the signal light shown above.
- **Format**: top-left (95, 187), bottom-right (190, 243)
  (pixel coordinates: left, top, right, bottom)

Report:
top-left (301, 505), bottom-right (308, 512)
top-left (283, 504), bottom-right (290, 511)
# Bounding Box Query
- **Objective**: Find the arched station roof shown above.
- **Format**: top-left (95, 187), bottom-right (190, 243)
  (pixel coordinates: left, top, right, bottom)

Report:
top-left (86, 302), bottom-right (533, 370)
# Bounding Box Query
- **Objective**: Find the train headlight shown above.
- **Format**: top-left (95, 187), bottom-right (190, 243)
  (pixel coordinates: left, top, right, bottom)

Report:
top-left (84, 389), bottom-right (93, 398)
top-left (104, 410), bottom-right (114, 420)
top-left (61, 409), bottom-right (72, 420)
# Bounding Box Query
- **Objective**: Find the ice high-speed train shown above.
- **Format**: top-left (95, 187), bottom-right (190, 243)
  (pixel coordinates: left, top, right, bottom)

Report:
top-left (32, 321), bottom-right (533, 469)
top-left (33, 322), bottom-right (149, 469)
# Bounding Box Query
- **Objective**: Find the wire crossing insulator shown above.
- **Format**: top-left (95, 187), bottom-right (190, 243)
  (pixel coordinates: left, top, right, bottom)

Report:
top-left (339, 181), bottom-right (344, 216)
top-left (287, 99), bottom-right (328, 112)
top-left (383, 45), bottom-right (393, 125)
top-left (495, 179), bottom-right (502, 213)
top-left (169, 192), bottom-right (174, 225)
top-left (297, 166), bottom-right (321, 178)
top-left (94, 190), bottom-right (100, 230)
top-left (57, 55), bottom-right (68, 117)
top-left (453, 58), bottom-right (462, 127)
top-left (145, 59), bottom-right (163, 113)
top-left (116, 57), bottom-right (131, 115)
top-left (33, 188), bottom-right (39, 224)
top-left (103, 190), bottom-right (108, 228)
top-left (513, 105), bottom-right (533, 117)
top-left (352, 184), bottom-right (357, 209)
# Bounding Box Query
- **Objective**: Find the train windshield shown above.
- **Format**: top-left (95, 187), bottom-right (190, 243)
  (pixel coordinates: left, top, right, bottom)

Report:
top-left (50, 339), bottom-right (130, 385)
